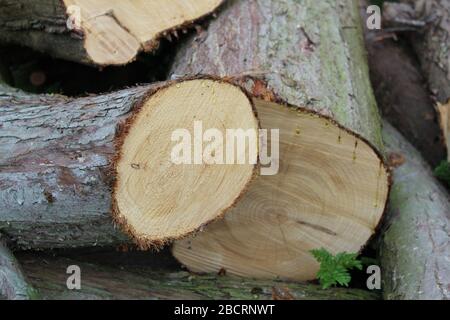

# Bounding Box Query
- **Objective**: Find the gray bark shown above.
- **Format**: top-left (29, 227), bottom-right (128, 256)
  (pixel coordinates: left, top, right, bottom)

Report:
top-left (0, 237), bottom-right (35, 299)
top-left (171, 0), bottom-right (383, 150)
top-left (0, 85), bottom-right (161, 249)
top-left (380, 122), bottom-right (450, 300)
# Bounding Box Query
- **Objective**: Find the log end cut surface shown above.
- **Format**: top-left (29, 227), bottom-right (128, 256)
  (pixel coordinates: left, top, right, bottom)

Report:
top-left (113, 79), bottom-right (258, 248)
top-left (64, 0), bottom-right (223, 65)
top-left (173, 99), bottom-right (390, 281)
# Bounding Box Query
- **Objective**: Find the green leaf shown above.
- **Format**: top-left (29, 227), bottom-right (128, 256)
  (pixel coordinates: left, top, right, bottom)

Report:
top-left (434, 161), bottom-right (450, 186)
top-left (310, 248), bottom-right (364, 289)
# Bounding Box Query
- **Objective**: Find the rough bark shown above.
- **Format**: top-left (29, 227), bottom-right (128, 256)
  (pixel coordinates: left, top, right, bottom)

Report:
top-left (16, 252), bottom-right (379, 300)
top-left (0, 238), bottom-right (36, 299)
top-left (0, 0), bottom-right (223, 66)
top-left (361, 4), bottom-right (446, 167)
top-left (380, 122), bottom-right (450, 300)
top-left (0, 86), bottom-right (148, 249)
top-left (171, 0), bottom-right (383, 149)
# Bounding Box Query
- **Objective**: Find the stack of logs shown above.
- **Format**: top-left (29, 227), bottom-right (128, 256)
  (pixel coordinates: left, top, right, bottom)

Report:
top-left (0, 0), bottom-right (448, 300)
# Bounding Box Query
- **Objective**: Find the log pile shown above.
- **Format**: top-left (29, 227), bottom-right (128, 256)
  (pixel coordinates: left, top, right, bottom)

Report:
top-left (170, 0), bottom-right (389, 281)
top-left (0, 0), bottom-right (448, 300)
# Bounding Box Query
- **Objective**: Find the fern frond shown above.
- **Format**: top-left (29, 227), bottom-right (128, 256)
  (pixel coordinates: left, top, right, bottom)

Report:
top-left (310, 248), bottom-right (363, 289)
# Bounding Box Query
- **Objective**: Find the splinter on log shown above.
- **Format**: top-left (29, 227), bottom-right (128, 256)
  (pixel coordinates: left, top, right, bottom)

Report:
top-left (0, 0), bottom-right (223, 66)
top-left (171, 0), bottom-right (390, 281)
top-left (0, 78), bottom-right (258, 249)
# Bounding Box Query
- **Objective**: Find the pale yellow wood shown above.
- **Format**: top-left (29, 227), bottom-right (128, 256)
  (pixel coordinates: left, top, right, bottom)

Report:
top-left (437, 100), bottom-right (450, 162)
top-left (114, 79), bottom-right (258, 246)
top-left (173, 99), bottom-right (390, 281)
top-left (63, 0), bottom-right (223, 65)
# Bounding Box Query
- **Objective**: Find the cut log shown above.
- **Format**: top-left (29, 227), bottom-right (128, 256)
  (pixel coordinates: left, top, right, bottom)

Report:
top-left (0, 78), bottom-right (258, 249)
top-left (171, 0), bottom-right (390, 281)
top-left (380, 122), bottom-right (450, 300)
top-left (383, 0), bottom-right (450, 161)
top-left (362, 5), bottom-right (446, 167)
top-left (0, 237), bottom-right (36, 299)
top-left (17, 252), bottom-right (380, 300)
top-left (0, 0), bottom-right (223, 66)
